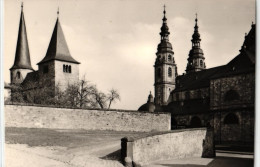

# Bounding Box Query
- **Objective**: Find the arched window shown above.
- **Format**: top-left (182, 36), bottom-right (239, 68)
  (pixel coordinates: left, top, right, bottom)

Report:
top-left (224, 113), bottom-right (239, 124)
top-left (68, 66), bottom-right (71, 73)
top-left (190, 116), bottom-right (202, 128)
top-left (168, 55), bottom-right (172, 61)
top-left (224, 90), bottom-right (239, 101)
top-left (16, 71), bottom-right (21, 79)
top-left (157, 68), bottom-right (161, 77)
top-left (63, 65), bottom-right (66, 72)
top-left (168, 67), bottom-right (172, 77)
top-left (200, 60), bottom-right (203, 67)
top-left (65, 65), bottom-right (68, 72)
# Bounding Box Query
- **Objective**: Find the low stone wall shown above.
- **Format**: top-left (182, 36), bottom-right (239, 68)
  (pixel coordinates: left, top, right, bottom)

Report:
top-left (121, 128), bottom-right (215, 167)
top-left (5, 105), bottom-right (171, 132)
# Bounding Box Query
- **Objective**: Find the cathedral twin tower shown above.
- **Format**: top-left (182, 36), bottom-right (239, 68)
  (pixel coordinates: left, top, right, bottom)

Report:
top-left (154, 8), bottom-right (205, 106)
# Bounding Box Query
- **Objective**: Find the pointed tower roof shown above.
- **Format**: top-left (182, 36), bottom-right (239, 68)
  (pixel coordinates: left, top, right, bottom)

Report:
top-left (10, 3), bottom-right (33, 70)
top-left (38, 14), bottom-right (79, 65)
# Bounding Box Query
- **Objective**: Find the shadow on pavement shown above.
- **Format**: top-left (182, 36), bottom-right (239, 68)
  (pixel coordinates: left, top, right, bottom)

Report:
top-left (100, 149), bottom-right (121, 161)
top-left (158, 165), bottom-right (204, 167)
top-left (215, 145), bottom-right (254, 153)
top-left (207, 156), bottom-right (253, 167)
top-left (155, 156), bottom-right (253, 167)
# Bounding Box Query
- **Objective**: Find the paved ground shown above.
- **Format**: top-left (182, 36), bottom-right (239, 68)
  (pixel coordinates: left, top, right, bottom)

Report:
top-left (5, 127), bottom-right (146, 167)
top-left (5, 127), bottom-right (254, 167)
top-left (146, 153), bottom-right (253, 167)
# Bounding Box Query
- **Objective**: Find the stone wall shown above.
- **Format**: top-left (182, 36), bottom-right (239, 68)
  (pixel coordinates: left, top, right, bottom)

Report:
top-left (38, 61), bottom-right (56, 93)
top-left (121, 128), bottom-right (215, 166)
top-left (173, 87), bottom-right (209, 101)
top-left (10, 69), bottom-right (33, 84)
top-left (5, 105), bottom-right (171, 132)
top-left (172, 109), bottom-right (254, 144)
top-left (210, 73), bottom-right (255, 110)
top-left (172, 113), bottom-right (213, 128)
top-left (213, 109), bottom-right (254, 144)
top-left (54, 61), bottom-right (79, 92)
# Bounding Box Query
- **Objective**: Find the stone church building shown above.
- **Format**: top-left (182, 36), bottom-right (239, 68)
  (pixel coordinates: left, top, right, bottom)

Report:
top-left (139, 9), bottom-right (255, 145)
top-left (9, 5), bottom-right (80, 101)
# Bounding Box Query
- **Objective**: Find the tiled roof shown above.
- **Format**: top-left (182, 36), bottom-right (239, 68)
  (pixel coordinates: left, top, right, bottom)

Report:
top-left (38, 18), bottom-right (79, 64)
top-left (174, 65), bottom-right (226, 92)
top-left (21, 71), bottom-right (39, 89)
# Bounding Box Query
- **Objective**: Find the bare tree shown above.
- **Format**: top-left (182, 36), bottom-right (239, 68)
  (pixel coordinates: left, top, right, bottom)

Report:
top-left (53, 83), bottom-right (67, 107)
top-left (9, 74), bottom-right (121, 109)
top-left (76, 79), bottom-right (96, 107)
top-left (92, 89), bottom-right (107, 109)
top-left (10, 84), bottom-right (24, 103)
top-left (107, 89), bottom-right (120, 109)
top-left (63, 76), bottom-right (97, 108)
top-left (21, 77), bottom-right (55, 105)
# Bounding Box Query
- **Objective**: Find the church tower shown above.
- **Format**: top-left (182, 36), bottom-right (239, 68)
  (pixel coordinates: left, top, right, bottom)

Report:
top-left (10, 3), bottom-right (34, 85)
top-left (154, 6), bottom-right (177, 106)
top-left (186, 14), bottom-right (206, 73)
top-left (37, 10), bottom-right (80, 92)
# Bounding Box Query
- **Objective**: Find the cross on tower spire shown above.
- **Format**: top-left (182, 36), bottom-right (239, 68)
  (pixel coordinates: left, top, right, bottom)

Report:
top-left (21, 2), bottom-right (23, 11)
top-left (57, 7), bottom-right (59, 18)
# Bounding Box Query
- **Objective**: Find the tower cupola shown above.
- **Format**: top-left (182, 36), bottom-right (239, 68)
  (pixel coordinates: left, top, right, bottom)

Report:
top-left (160, 7), bottom-right (170, 41)
top-left (186, 14), bottom-right (206, 73)
top-left (156, 5), bottom-right (173, 54)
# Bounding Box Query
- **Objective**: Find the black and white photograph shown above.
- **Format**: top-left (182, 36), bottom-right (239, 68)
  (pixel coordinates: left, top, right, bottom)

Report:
top-left (1, 0), bottom-right (257, 166)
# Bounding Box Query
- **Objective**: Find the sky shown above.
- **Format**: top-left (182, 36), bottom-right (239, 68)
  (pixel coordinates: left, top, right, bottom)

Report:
top-left (3, 0), bottom-right (255, 110)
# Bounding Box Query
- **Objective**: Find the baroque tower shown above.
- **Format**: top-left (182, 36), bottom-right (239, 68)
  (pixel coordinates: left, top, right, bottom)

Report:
top-left (186, 14), bottom-right (206, 73)
top-left (37, 10), bottom-right (80, 92)
top-left (10, 3), bottom-right (34, 85)
top-left (154, 6), bottom-right (177, 106)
